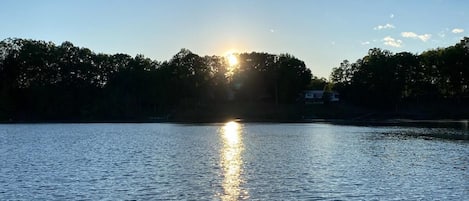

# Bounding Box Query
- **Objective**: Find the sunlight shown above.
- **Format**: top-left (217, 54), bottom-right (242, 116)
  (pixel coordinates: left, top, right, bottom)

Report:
top-left (219, 121), bottom-right (248, 200)
top-left (223, 121), bottom-right (240, 144)
top-left (227, 53), bottom-right (239, 67)
top-left (224, 51), bottom-right (239, 79)
top-left (225, 49), bottom-right (239, 67)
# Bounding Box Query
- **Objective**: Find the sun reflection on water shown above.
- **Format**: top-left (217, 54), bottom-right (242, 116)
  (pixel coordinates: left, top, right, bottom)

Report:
top-left (219, 121), bottom-right (248, 200)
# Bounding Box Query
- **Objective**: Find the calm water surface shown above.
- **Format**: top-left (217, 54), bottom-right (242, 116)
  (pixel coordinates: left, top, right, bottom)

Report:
top-left (0, 123), bottom-right (468, 200)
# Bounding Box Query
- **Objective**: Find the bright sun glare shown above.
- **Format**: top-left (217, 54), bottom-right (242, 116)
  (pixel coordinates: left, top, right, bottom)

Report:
top-left (223, 121), bottom-right (241, 144)
top-left (226, 53), bottom-right (238, 66)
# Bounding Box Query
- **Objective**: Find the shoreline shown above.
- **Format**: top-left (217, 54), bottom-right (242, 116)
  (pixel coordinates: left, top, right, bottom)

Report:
top-left (1, 118), bottom-right (468, 125)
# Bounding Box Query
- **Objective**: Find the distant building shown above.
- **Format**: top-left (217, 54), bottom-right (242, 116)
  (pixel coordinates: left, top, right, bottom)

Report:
top-left (329, 92), bottom-right (340, 102)
top-left (304, 90), bottom-right (324, 101)
top-left (303, 90), bottom-right (339, 104)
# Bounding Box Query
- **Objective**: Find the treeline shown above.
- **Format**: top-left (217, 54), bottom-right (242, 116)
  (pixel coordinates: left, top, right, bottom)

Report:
top-left (330, 39), bottom-right (469, 111)
top-left (0, 38), bottom-right (311, 121)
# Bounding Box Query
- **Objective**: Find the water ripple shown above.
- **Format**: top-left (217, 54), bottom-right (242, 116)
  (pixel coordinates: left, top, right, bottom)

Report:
top-left (0, 123), bottom-right (468, 200)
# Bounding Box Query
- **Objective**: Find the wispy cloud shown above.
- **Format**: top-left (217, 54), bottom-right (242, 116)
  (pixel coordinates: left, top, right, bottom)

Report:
top-left (452, 28), bottom-right (464, 34)
top-left (383, 36), bottom-right (402, 47)
top-left (374, 23), bottom-right (395, 30)
top-left (361, 41), bottom-right (370, 45)
top-left (401, 32), bottom-right (431, 42)
top-left (390, 14), bottom-right (394, 19)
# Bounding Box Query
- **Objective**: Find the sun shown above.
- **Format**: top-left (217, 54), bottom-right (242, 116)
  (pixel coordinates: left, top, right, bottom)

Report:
top-left (226, 53), bottom-right (238, 66)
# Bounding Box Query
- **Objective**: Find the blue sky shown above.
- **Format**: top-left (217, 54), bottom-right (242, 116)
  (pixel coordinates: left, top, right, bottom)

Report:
top-left (1, 0), bottom-right (468, 78)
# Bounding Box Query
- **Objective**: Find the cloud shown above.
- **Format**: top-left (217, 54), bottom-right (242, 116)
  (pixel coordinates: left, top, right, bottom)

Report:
top-left (401, 32), bottom-right (431, 42)
top-left (374, 23), bottom-right (395, 30)
top-left (383, 36), bottom-right (402, 47)
top-left (390, 14), bottom-right (394, 19)
top-left (452, 28), bottom-right (464, 34)
top-left (361, 41), bottom-right (370, 45)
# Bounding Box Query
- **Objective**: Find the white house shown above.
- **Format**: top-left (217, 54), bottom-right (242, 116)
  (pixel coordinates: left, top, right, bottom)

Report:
top-left (303, 90), bottom-right (339, 103)
top-left (330, 92), bottom-right (340, 102)
top-left (305, 90), bottom-right (324, 100)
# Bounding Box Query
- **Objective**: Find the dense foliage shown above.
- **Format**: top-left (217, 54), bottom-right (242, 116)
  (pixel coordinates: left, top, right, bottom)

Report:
top-left (0, 38), bottom-right (312, 121)
top-left (2, 37), bottom-right (467, 121)
top-left (330, 39), bottom-right (469, 110)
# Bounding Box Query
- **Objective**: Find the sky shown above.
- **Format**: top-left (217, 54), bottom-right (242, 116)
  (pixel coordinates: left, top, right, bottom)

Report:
top-left (1, 0), bottom-right (468, 78)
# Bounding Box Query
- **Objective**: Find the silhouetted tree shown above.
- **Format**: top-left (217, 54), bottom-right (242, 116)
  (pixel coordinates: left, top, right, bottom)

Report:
top-left (331, 39), bottom-right (469, 110)
top-left (0, 37), bottom-right (314, 121)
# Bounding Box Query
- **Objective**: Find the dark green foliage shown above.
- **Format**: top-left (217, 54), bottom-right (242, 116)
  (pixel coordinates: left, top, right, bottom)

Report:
top-left (0, 38), bottom-right (312, 121)
top-left (330, 40), bottom-right (469, 110)
top-left (231, 52), bottom-right (311, 104)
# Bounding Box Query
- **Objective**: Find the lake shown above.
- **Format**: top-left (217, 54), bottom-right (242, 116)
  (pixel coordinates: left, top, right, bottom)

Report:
top-left (0, 122), bottom-right (468, 200)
